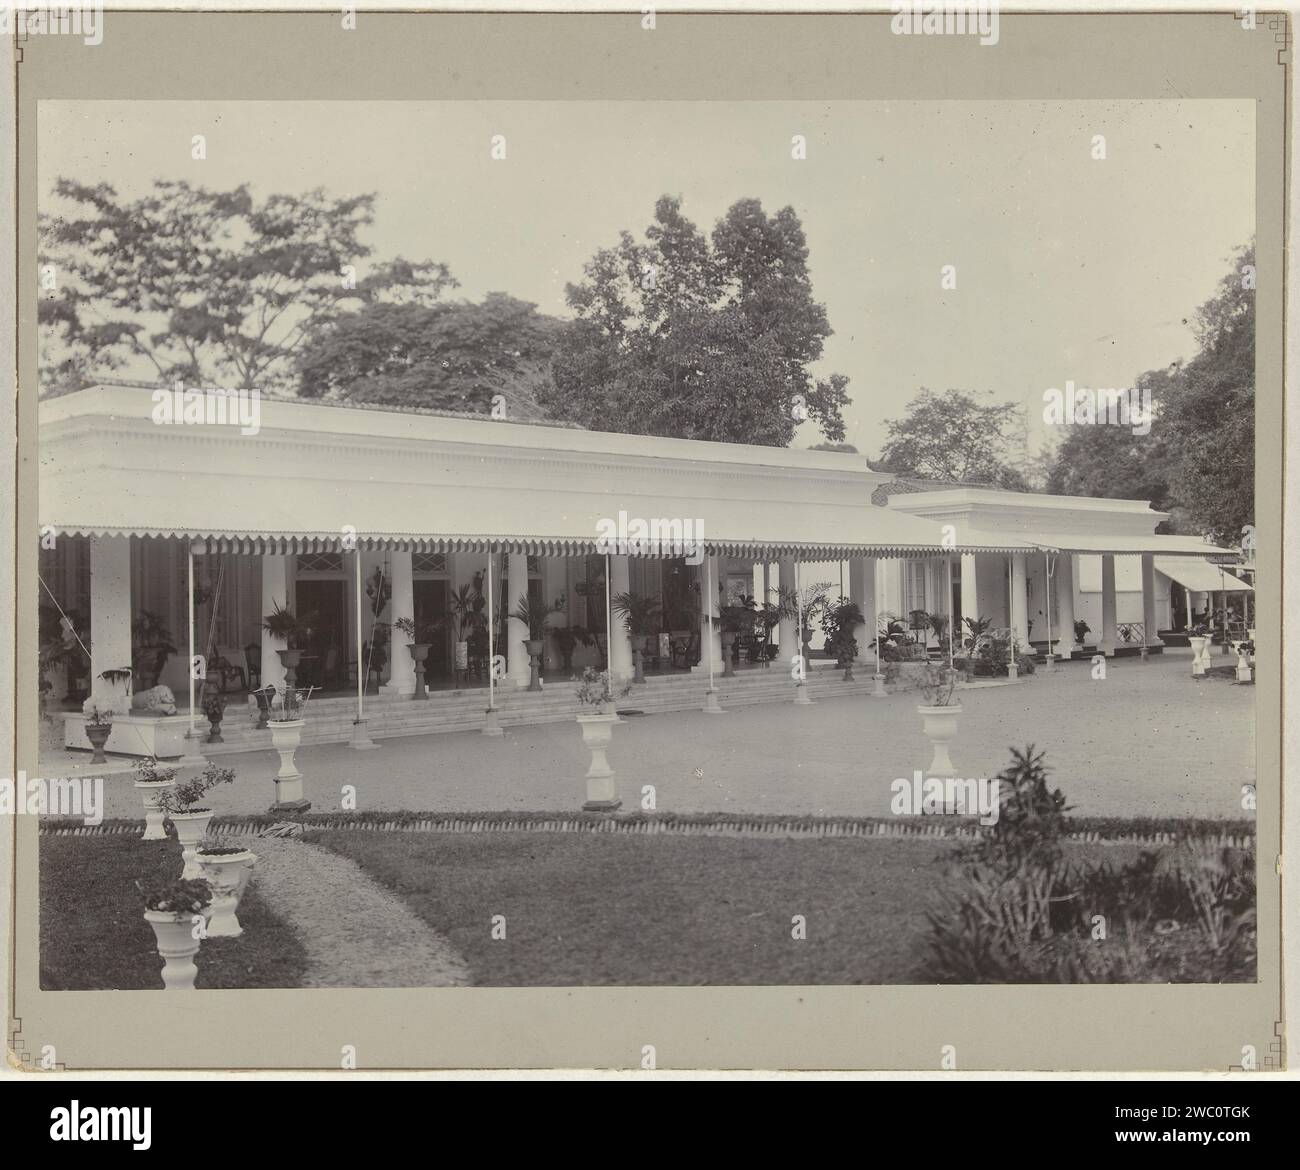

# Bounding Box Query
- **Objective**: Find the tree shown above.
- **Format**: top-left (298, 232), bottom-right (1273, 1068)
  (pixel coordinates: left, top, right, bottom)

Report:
top-left (1159, 244), bottom-right (1255, 544)
top-left (39, 179), bottom-right (455, 394)
top-left (542, 195), bottom-right (850, 445)
top-left (875, 389), bottom-right (1029, 489)
top-left (809, 441), bottom-right (859, 453)
top-left (296, 293), bottom-right (564, 417)
top-left (1044, 365), bottom-right (1180, 526)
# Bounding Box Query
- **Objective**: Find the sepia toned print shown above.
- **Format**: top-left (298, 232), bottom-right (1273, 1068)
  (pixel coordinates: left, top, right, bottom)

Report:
top-left (7, 10), bottom-right (1284, 1072)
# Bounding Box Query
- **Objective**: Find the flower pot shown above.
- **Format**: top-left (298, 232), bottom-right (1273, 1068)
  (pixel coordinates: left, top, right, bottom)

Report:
top-left (205, 707), bottom-right (224, 744)
top-left (630, 646), bottom-right (646, 685)
top-left (1189, 635), bottom-right (1211, 677)
top-left (525, 638), bottom-right (545, 692)
top-left (917, 703), bottom-right (963, 779)
top-left (1234, 651), bottom-right (1253, 683)
top-left (408, 643), bottom-right (431, 701)
top-left (268, 719), bottom-right (307, 810)
top-left (454, 640), bottom-right (469, 671)
top-left (277, 647), bottom-right (303, 686)
top-left (144, 909), bottom-right (204, 990)
top-left (196, 848), bottom-right (257, 937)
top-left (577, 712), bottom-right (621, 810)
top-left (83, 721), bottom-right (112, 764)
top-left (171, 810), bottom-right (216, 880)
top-left (252, 688), bottom-right (274, 729)
top-left (720, 631), bottom-right (736, 679)
top-left (134, 779), bottom-right (174, 841)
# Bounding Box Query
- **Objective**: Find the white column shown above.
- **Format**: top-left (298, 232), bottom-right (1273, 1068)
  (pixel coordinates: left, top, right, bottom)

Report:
top-left (1140, 553), bottom-right (1163, 646)
top-left (260, 554), bottom-right (288, 690)
top-left (1010, 553), bottom-right (1029, 647)
top-left (1099, 554), bottom-right (1118, 656)
top-left (777, 557), bottom-right (797, 654)
top-left (608, 553), bottom-right (634, 681)
top-left (959, 553), bottom-right (978, 643)
top-left (848, 557), bottom-right (875, 665)
top-left (693, 554), bottom-right (723, 676)
top-left (506, 552), bottom-right (530, 688)
top-left (382, 550), bottom-right (416, 696)
top-left (762, 562), bottom-right (771, 605)
top-left (88, 535), bottom-right (133, 714)
top-left (1054, 553), bottom-right (1077, 654)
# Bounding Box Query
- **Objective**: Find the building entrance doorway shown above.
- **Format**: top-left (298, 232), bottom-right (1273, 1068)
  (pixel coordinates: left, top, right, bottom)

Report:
top-left (414, 579), bottom-right (450, 684)
top-left (295, 579), bottom-right (349, 690)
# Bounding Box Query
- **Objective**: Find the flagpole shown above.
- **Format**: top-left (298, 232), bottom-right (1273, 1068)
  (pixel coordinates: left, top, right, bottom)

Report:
top-left (188, 545), bottom-right (197, 739)
top-left (487, 549), bottom-right (496, 707)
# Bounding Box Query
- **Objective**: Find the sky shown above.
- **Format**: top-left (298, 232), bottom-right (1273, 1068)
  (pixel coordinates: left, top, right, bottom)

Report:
top-left (39, 98), bottom-right (1254, 456)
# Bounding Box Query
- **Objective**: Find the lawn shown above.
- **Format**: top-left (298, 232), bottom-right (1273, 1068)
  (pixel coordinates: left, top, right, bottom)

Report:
top-left (40, 834), bottom-right (310, 990)
top-left (314, 829), bottom-right (959, 985)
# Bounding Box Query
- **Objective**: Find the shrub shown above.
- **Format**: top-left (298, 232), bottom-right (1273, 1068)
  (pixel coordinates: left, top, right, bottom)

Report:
top-left (139, 877), bottom-right (212, 915)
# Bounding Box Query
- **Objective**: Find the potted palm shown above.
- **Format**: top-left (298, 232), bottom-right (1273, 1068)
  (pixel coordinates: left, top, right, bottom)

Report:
top-left (611, 591), bottom-right (664, 684)
top-left (139, 877), bottom-right (212, 991)
top-left (575, 668), bottom-right (629, 810)
top-left (131, 755), bottom-right (177, 840)
top-left (916, 662), bottom-right (961, 779)
top-left (551, 623), bottom-right (594, 673)
top-left (447, 584), bottom-right (487, 680)
top-left (262, 601), bottom-right (315, 686)
top-left (1072, 618), bottom-right (1091, 651)
top-left (716, 597), bottom-right (756, 679)
top-left (194, 835), bottom-right (257, 937)
top-left (510, 594), bottom-right (563, 691)
top-left (393, 615), bottom-right (443, 701)
top-left (156, 761), bottom-right (237, 879)
top-left (821, 598), bottom-right (865, 682)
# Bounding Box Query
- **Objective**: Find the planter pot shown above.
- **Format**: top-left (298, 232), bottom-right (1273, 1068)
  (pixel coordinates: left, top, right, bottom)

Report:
top-left (268, 719), bottom-right (308, 810)
top-left (204, 708), bottom-right (224, 744)
top-left (83, 721), bottom-right (112, 764)
top-left (144, 910), bottom-right (204, 990)
top-left (171, 810), bottom-right (216, 880)
top-left (720, 632), bottom-right (737, 679)
top-left (917, 703), bottom-right (963, 779)
top-left (134, 779), bottom-right (174, 841)
top-left (454, 640), bottom-right (469, 671)
top-left (631, 646), bottom-right (646, 685)
top-left (525, 638), bottom-right (545, 692)
top-left (252, 688), bottom-right (275, 729)
top-left (577, 712), bottom-right (621, 810)
top-left (277, 647), bottom-right (303, 686)
top-left (196, 848), bottom-right (257, 937)
top-left (408, 643), bottom-right (431, 701)
top-left (1235, 652), bottom-right (1253, 683)
top-left (1189, 636), bottom-right (1211, 677)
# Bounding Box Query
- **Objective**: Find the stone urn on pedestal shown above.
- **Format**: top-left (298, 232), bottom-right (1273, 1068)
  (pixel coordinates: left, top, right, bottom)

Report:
top-left (575, 668), bottom-right (625, 811)
top-left (916, 665), bottom-right (962, 779)
top-left (142, 879), bottom-right (212, 991)
top-left (83, 712), bottom-right (113, 764)
top-left (1189, 633), bottom-right (1211, 677)
top-left (269, 719), bottom-right (309, 814)
top-left (196, 842), bottom-right (257, 937)
top-left (130, 756), bottom-right (178, 841)
top-left (157, 760), bottom-right (236, 878)
top-left (409, 645), bottom-right (431, 700)
top-left (510, 595), bottom-right (562, 695)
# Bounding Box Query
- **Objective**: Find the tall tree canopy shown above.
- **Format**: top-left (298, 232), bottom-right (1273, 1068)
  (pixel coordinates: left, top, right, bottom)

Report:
top-left (541, 195), bottom-right (850, 445)
top-left (1043, 243), bottom-right (1254, 544)
top-left (296, 293), bottom-right (564, 417)
top-left (39, 179), bottom-right (455, 394)
top-left (874, 389), bottom-right (1029, 489)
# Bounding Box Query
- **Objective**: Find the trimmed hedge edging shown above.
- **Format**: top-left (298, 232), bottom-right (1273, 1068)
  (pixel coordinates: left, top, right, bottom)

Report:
top-left (38, 810), bottom-right (1255, 849)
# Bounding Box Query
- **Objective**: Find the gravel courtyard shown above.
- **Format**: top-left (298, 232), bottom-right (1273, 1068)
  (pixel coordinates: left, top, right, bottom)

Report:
top-left (66, 647), bottom-right (1253, 822)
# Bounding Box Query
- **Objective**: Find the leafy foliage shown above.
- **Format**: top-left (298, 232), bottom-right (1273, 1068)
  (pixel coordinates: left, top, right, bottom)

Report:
top-left (875, 389), bottom-right (1029, 488)
top-left (39, 179), bottom-right (454, 394)
top-left (543, 195), bottom-right (850, 444)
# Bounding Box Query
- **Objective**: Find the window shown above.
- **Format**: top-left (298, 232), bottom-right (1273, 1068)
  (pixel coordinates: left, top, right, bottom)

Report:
top-left (904, 562), bottom-right (927, 614)
top-left (297, 553), bottom-right (344, 574)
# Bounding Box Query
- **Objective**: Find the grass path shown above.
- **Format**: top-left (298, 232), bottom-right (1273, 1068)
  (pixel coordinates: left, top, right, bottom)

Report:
top-left (252, 836), bottom-right (471, 987)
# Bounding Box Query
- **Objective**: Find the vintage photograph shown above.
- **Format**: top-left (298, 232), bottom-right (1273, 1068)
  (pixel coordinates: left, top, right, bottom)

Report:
top-left (31, 89), bottom-right (1259, 996)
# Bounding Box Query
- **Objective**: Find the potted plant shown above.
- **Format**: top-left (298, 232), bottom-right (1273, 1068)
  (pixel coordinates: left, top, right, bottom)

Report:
top-left (916, 662), bottom-right (962, 779)
top-left (194, 835), bottom-right (257, 938)
top-left (821, 598), bottom-right (865, 682)
top-left (267, 684), bottom-right (315, 812)
top-left (1189, 622), bottom-right (1212, 677)
top-left (251, 684), bottom-right (276, 729)
top-left (715, 597), bottom-right (757, 680)
top-left (139, 877), bottom-right (212, 991)
top-left (611, 591), bottom-right (664, 684)
top-left (1234, 640), bottom-right (1255, 683)
top-left (131, 755), bottom-right (177, 840)
top-left (393, 615), bottom-right (443, 701)
top-left (82, 704), bottom-right (114, 764)
top-left (550, 623), bottom-right (593, 673)
top-left (262, 601), bottom-right (315, 686)
top-left (156, 761), bottom-right (237, 879)
top-left (131, 610), bottom-right (177, 690)
top-left (575, 667), bottom-right (630, 811)
top-left (1072, 618), bottom-right (1091, 649)
top-left (447, 584), bottom-right (487, 680)
top-left (201, 685), bottom-right (226, 743)
top-left (510, 594), bottom-right (563, 691)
